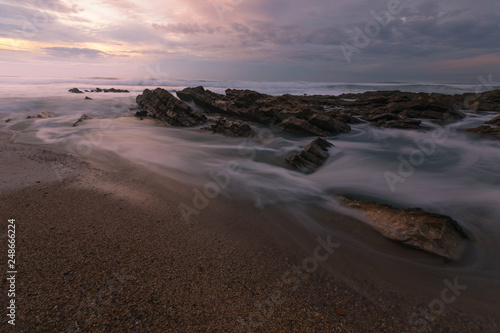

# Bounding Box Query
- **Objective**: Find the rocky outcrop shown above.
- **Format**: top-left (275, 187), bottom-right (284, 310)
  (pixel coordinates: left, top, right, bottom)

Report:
top-left (485, 115), bottom-right (500, 126)
top-left (177, 87), bottom-right (351, 136)
top-left (208, 116), bottom-right (254, 138)
top-left (27, 111), bottom-right (56, 119)
top-left (365, 113), bottom-right (422, 129)
top-left (287, 138), bottom-right (333, 173)
top-left (68, 88), bottom-right (83, 94)
top-left (335, 91), bottom-right (465, 123)
top-left (85, 96), bottom-right (93, 100)
top-left (73, 114), bottom-right (92, 127)
top-left (465, 114), bottom-right (500, 139)
top-left (176, 86), bottom-right (228, 114)
top-left (342, 198), bottom-right (468, 259)
top-left (136, 88), bottom-right (207, 127)
top-left (465, 125), bottom-right (500, 139)
top-left (462, 90), bottom-right (500, 111)
top-left (102, 88), bottom-right (129, 93)
top-left (83, 87), bottom-right (129, 93)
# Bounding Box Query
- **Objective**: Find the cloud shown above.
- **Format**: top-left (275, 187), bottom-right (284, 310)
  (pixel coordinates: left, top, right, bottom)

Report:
top-left (1, 0), bottom-right (499, 81)
top-left (43, 46), bottom-right (107, 58)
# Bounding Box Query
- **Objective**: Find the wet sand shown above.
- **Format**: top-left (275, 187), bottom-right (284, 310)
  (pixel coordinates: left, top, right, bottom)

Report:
top-left (1, 131), bottom-right (499, 332)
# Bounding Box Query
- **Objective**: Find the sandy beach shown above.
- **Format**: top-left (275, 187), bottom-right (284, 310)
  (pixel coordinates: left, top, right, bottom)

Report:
top-left (1, 125), bottom-right (499, 332)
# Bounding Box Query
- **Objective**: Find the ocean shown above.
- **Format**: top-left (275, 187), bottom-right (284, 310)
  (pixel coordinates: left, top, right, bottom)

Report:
top-left (2, 77), bottom-right (500, 306)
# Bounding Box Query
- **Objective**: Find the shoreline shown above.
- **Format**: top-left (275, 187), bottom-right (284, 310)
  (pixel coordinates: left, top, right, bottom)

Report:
top-left (1, 128), bottom-right (499, 331)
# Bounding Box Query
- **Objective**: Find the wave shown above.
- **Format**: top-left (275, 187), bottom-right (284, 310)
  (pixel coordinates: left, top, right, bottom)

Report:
top-left (0, 76), bottom-right (496, 96)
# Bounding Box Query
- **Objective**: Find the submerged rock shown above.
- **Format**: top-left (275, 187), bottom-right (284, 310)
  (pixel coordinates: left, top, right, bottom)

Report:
top-left (136, 88), bottom-right (207, 127)
top-left (85, 96), bottom-right (93, 100)
top-left (68, 88), bottom-right (83, 94)
top-left (485, 115), bottom-right (500, 126)
top-left (462, 89), bottom-right (500, 111)
top-left (465, 125), bottom-right (500, 139)
top-left (342, 198), bottom-right (468, 259)
top-left (102, 88), bottom-right (129, 93)
top-left (73, 114), bottom-right (92, 127)
top-left (27, 111), bottom-right (57, 119)
top-left (287, 138), bottom-right (333, 173)
top-left (208, 116), bottom-right (254, 138)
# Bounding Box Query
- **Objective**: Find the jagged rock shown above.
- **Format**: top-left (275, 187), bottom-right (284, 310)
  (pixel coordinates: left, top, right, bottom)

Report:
top-left (307, 113), bottom-right (351, 134)
top-left (342, 198), bottom-right (468, 259)
top-left (85, 96), bottom-right (93, 100)
top-left (336, 91), bottom-right (465, 121)
top-left (68, 88), bottom-right (83, 94)
top-left (463, 90), bottom-right (500, 111)
top-left (177, 87), bottom-right (351, 136)
top-left (287, 138), bottom-right (333, 173)
top-left (73, 114), bottom-right (92, 127)
top-left (176, 86), bottom-right (227, 114)
top-left (136, 88), bottom-right (207, 127)
top-left (208, 116), bottom-right (253, 138)
top-left (225, 89), bottom-right (269, 108)
top-left (485, 115), bottom-right (500, 126)
top-left (135, 110), bottom-right (148, 118)
top-left (27, 111), bottom-right (56, 119)
top-left (95, 88), bottom-right (103, 92)
top-left (103, 88), bottom-right (129, 93)
top-left (277, 117), bottom-right (331, 136)
top-left (465, 125), bottom-right (500, 139)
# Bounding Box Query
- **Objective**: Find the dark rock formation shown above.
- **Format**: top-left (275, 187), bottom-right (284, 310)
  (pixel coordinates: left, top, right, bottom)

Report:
top-left (136, 88), bottom-right (207, 127)
top-left (485, 115), bottom-right (500, 126)
top-left (462, 90), bottom-right (500, 111)
top-left (5, 119), bottom-right (11, 123)
top-left (177, 87), bottom-right (351, 136)
top-left (176, 86), bottom-right (227, 114)
top-left (85, 96), bottom-right (93, 100)
top-left (287, 138), bottom-right (333, 173)
top-left (208, 116), bottom-right (254, 138)
top-left (342, 198), bottom-right (468, 259)
top-left (465, 125), bottom-right (500, 139)
top-left (73, 114), bottom-right (92, 127)
top-left (337, 91), bottom-right (465, 122)
top-left (102, 88), bottom-right (129, 93)
top-left (68, 88), bottom-right (83, 94)
top-left (27, 112), bottom-right (56, 119)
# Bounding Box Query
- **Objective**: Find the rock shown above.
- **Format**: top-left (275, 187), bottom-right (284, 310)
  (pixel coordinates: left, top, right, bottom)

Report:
top-left (85, 96), bottom-right (93, 100)
top-left (342, 198), bottom-right (467, 259)
top-left (225, 89), bottom-right (269, 108)
top-left (208, 116), bottom-right (254, 138)
top-left (463, 90), bottom-right (500, 111)
top-left (27, 112), bottom-right (57, 119)
top-left (287, 138), bottom-right (333, 173)
top-left (73, 114), bottom-right (92, 127)
top-left (135, 110), bottom-right (148, 118)
top-left (278, 117), bottom-right (331, 137)
top-left (176, 86), bottom-right (227, 114)
top-left (465, 125), bottom-right (500, 139)
top-left (485, 115), bottom-right (500, 126)
top-left (102, 88), bottom-right (129, 93)
top-left (336, 91), bottom-right (464, 121)
top-left (5, 119), bottom-right (11, 123)
top-left (307, 113), bottom-right (351, 134)
top-left (68, 88), bottom-right (83, 94)
top-left (136, 88), bottom-right (207, 127)
top-left (95, 88), bottom-right (103, 92)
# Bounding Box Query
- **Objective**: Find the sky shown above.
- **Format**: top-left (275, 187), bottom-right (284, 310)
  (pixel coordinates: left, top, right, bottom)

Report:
top-left (0, 0), bottom-right (499, 82)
